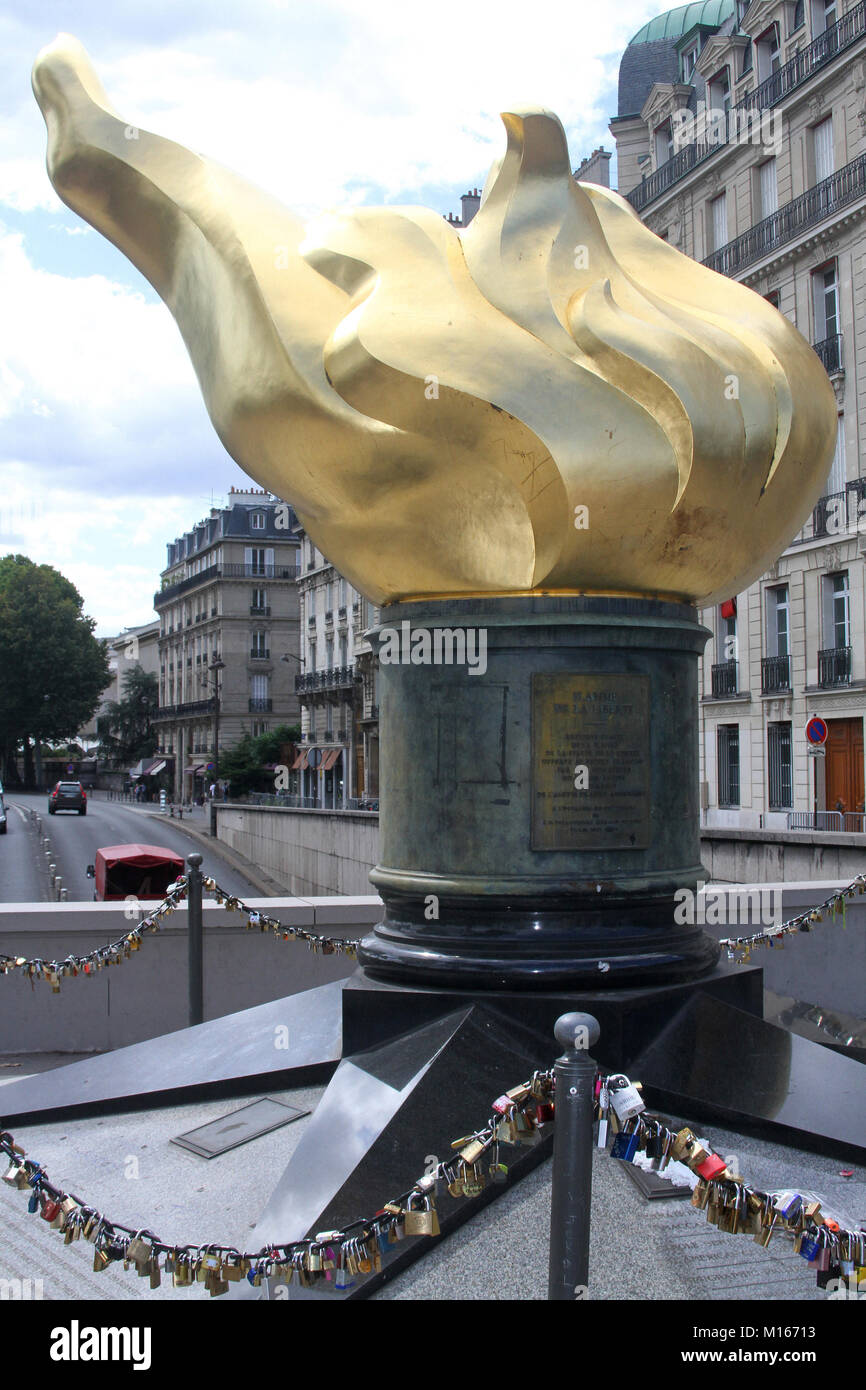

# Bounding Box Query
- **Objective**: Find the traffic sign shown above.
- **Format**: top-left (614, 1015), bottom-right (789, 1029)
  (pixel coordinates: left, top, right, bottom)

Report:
top-left (307, 748), bottom-right (322, 769)
top-left (805, 716), bottom-right (828, 746)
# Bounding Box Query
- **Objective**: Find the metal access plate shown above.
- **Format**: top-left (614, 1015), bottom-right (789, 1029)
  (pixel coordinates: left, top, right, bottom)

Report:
top-left (171, 1097), bottom-right (310, 1158)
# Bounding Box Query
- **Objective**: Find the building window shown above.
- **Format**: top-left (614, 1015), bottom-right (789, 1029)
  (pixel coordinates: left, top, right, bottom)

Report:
top-left (251, 630), bottom-right (269, 658)
top-left (717, 608), bottom-right (738, 664)
top-left (768, 722), bottom-right (793, 809)
top-left (250, 511), bottom-right (266, 530)
top-left (823, 571), bottom-right (850, 649)
top-left (812, 262), bottom-right (838, 343)
top-left (756, 24), bottom-right (781, 81)
top-left (707, 68), bottom-right (731, 125)
top-left (764, 290), bottom-right (781, 310)
top-left (245, 546), bottom-right (273, 576)
top-left (759, 158), bottom-right (778, 218)
top-left (251, 587), bottom-right (268, 611)
top-left (766, 585), bottom-right (790, 658)
top-left (826, 413), bottom-right (845, 494)
top-left (709, 192), bottom-right (728, 252)
top-left (682, 45), bottom-right (698, 80)
top-left (740, 41), bottom-right (753, 76)
top-left (811, 0), bottom-right (837, 36)
top-left (790, 0), bottom-right (805, 33)
top-left (812, 115), bottom-right (834, 184)
top-left (717, 725), bottom-right (740, 807)
top-left (654, 121), bottom-right (673, 168)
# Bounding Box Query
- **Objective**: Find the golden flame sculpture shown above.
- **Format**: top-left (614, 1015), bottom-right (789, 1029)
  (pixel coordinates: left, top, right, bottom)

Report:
top-left (33, 35), bottom-right (837, 605)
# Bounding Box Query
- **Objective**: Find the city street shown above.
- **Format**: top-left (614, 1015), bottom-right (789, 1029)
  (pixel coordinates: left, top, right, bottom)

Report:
top-left (0, 792), bottom-right (263, 903)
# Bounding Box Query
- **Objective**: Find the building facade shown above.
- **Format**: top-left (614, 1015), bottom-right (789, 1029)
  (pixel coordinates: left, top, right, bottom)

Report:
top-left (153, 489), bottom-right (302, 800)
top-left (293, 525), bottom-right (380, 808)
top-left (607, 0), bottom-right (866, 830)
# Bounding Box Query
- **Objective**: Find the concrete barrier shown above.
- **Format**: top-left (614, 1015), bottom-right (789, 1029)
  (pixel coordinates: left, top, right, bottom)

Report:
top-left (0, 897), bottom-right (381, 1053)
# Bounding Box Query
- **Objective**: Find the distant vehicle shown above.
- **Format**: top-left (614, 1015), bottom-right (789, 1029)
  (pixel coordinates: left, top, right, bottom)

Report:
top-left (48, 781), bottom-right (87, 815)
top-left (0, 785), bottom-right (6, 835)
top-left (86, 844), bottom-right (185, 901)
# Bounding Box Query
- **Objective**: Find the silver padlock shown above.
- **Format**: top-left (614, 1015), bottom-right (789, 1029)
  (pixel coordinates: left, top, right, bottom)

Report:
top-left (607, 1074), bottom-right (645, 1123)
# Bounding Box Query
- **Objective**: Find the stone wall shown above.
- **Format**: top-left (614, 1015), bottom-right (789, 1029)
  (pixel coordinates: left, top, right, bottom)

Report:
top-left (214, 804), bottom-right (379, 895)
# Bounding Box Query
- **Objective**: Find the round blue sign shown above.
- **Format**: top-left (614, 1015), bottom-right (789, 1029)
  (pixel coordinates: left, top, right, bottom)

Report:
top-left (805, 716), bottom-right (828, 746)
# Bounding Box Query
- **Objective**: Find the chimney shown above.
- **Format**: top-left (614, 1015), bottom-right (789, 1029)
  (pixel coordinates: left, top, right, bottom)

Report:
top-left (460, 189), bottom-right (481, 225)
top-left (573, 147), bottom-right (611, 189)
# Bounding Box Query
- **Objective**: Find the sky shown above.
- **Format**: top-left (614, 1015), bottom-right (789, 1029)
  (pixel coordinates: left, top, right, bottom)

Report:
top-left (0, 0), bottom-right (663, 635)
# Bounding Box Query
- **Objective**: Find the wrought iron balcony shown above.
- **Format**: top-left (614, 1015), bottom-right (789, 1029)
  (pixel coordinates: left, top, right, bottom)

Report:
top-left (222, 563), bottom-right (299, 579)
top-left (626, 1), bottom-right (866, 213)
top-left (153, 698), bottom-right (216, 721)
top-left (813, 333), bottom-right (843, 376)
top-left (818, 645), bottom-right (852, 687)
top-left (711, 660), bottom-right (739, 697)
top-left (248, 698), bottom-right (273, 712)
top-left (295, 665), bottom-right (355, 694)
top-left (761, 654), bottom-right (791, 693)
top-left (788, 478), bottom-right (866, 546)
top-left (249, 648), bottom-right (270, 660)
top-left (704, 154), bottom-right (866, 278)
top-left (250, 604), bottom-right (271, 616)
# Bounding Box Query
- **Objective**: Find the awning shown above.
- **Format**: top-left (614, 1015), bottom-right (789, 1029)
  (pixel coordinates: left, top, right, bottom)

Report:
top-left (130, 757), bottom-right (167, 778)
top-left (291, 751), bottom-right (306, 770)
top-left (321, 749), bottom-right (342, 771)
top-left (184, 764), bottom-right (206, 776)
top-left (720, 598), bottom-right (737, 619)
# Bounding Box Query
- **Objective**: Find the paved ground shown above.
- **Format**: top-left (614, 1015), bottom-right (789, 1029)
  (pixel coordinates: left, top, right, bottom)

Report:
top-left (1, 1058), bottom-right (861, 1303)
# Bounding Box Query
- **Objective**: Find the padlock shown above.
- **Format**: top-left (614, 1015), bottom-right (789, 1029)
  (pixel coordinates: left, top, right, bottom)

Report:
top-left (403, 1193), bottom-right (440, 1237)
top-left (799, 1234), bottom-right (821, 1262)
top-left (610, 1125), bottom-right (640, 1162)
top-left (40, 1198), bottom-right (62, 1224)
top-left (694, 1152), bottom-right (728, 1181)
top-left (772, 1190), bottom-right (803, 1222)
top-left (670, 1127), bottom-right (696, 1161)
top-left (607, 1075), bottom-right (645, 1123)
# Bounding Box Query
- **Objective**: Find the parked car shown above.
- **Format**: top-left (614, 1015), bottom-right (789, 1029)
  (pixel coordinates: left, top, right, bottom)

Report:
top-left (48, 781), bottom-right (87, 815)
top-left (0, 784), bottom-right (6, 834)
top-left (85, 844), bottom-right (185, 900)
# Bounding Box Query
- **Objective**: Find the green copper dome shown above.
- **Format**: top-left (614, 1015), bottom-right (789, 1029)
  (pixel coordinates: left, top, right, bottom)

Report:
top-left (628, 0), bottom-right (735, 45)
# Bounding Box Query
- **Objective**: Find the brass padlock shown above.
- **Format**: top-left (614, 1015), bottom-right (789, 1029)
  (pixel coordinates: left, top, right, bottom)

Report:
top-left (403, 1194), bottom-right (440, 1237)
top-left (670, 1127), bottom-right (695, 1162)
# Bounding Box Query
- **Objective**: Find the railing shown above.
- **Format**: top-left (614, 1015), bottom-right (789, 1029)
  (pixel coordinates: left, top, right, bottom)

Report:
top-left (244, 792), bottom-right (378, 811)
top-left (787, 810), bottom-right (844, 831)
top-left (813, 333), bottom-right (843, 375)
top-left (761, 654), bottom-right (791, 693)
top-left (153, 699), bottom-right (216, 721)
top-left (627, 1), bottom-right (866, 212)
top-left (338, 607), bottom-right (347, 621)
top-left (818, 645), bottom-right (852, 687)
top-left (844, 812), bottom-right (866, 832)
top-left (710, 660), bottom-right (739, 697)
top-left (250, 605), bottom-right (271, 616)
top-left (155, 565), bottom-right (220, 605)
top-left (248, 698), bottom-right (273, 712)
top-left (221, 564), bottom-right (299, 579)
top-left (249, 648), bottom-right (270, 660)
top-left (295, 665), bottom-right (355, 693)
top-left (703, 154), bottom-right (866, 277)
top-left (156, 563), bottom-right (299, 604)
top-left (788, 478), bottom-right (866, 546)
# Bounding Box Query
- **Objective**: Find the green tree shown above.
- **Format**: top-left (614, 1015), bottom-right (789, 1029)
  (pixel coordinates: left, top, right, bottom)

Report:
top-left (97, 664), bottom-right (159, 767)
top-left (0, 555), bottom-right (110, 786)
top-left (219, 723), bottom-right (300, 796)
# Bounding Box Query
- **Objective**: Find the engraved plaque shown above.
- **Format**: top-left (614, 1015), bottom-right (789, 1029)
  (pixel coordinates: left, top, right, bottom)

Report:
top-left (531, 673), bottom-right (651, 850)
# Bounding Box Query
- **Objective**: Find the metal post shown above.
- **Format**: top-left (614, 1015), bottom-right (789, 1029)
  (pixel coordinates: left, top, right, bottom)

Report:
top-left (548, 1011), bottom-right (600, 1301)
top-left (187, 852), bottom-right (204, 1026)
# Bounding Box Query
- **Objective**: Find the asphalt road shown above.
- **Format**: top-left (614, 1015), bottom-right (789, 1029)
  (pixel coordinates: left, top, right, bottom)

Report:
top-left (1, 792), bottom-right (263, 903)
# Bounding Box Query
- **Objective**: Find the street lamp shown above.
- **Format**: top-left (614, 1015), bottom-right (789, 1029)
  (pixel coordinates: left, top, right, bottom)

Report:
top-left (208, 657), bottom-right (225, 783)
